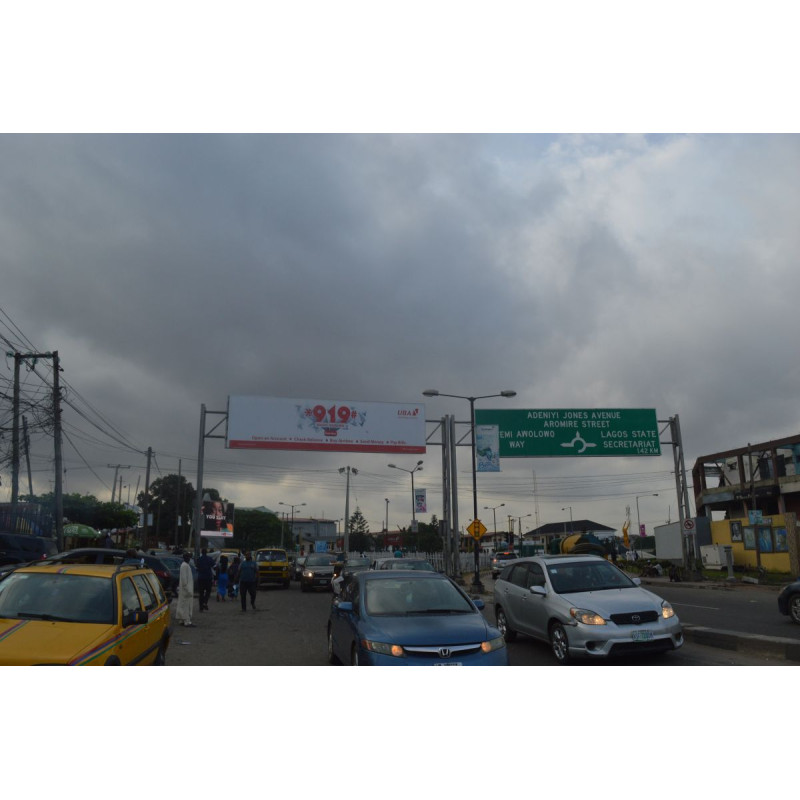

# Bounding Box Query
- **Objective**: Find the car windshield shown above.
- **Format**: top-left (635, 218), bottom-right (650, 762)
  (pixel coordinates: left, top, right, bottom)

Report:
top-left (256, 551), bottom-right (285, 562)
top-left (346, 559), bottom-right (370, 567)
top-left (546, 561), bottom-right (635, 594)
top-left (364, 577), bottom-right (474, 616)
top-left (306, 555), bottom-right (334, 567)
top-left (0, 572), bottom-right (114, 624)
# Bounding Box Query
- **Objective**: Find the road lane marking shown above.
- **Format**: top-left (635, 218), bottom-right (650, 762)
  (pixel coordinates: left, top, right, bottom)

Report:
top-left (671, 602), bottom-right (720, 610)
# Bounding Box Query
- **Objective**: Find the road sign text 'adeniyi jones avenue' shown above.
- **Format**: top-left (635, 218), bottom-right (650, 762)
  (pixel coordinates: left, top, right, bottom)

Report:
top-left (474, 408), bottom-right (660, 458)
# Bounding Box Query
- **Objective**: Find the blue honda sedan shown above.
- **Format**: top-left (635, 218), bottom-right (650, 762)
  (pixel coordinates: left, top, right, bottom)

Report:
top-left (327, 570), bottom-right (507, 666)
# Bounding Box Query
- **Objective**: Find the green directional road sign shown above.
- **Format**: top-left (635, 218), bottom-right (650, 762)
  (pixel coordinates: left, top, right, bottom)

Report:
top-left (473, 408), bottom-right (661, 457)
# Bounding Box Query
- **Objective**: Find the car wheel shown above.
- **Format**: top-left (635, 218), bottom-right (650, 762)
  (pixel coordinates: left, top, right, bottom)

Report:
top-left (549, 622), bottom-right (571, 664)
top-left (301, 583), bottom-right (307, 592)
top-left (104, 655), bottom-right (121, 666)
top-left (154, 637), bottom-right (168, 666)
top-left (327, 625), bottom-right (339, 665)
top-left (350, 644), bottom-right (359, 666)
top-left (790, 595), bottom-right (800, 624)
top-left (495, 607), bottom-right (517, 642)
top-left (282, 580), bottom-right (290, 589)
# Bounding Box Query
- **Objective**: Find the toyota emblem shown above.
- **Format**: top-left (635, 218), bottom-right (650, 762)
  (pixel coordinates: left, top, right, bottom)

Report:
top-left (631, 614), bottom-right (641, 624)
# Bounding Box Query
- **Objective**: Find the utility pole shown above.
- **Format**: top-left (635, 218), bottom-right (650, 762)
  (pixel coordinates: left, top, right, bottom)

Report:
top-left (52, 351), bottom-right (64, 551)
top-left (108, 464), bottom-right (131, 503)
top-left (141, 447), bottom-right (152, 549)
top-left (338, 466), bottom-right (358, 555)
top-left (10, 354), bottom-right (21, 530)
top-left (175, 459), bottom-right (182, 550)
top-left (22, 415), bottom-right (33, 496)
top-left (8, 350), bottom-right (64, 545)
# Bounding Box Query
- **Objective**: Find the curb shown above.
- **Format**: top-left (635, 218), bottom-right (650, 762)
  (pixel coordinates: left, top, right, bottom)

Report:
top-left (473, 586), bottom-right (800, 663)
top-left (681, 624), bottom-right (800, 662)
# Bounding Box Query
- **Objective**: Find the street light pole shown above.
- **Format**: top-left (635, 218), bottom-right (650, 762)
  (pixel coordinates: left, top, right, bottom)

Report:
top-left (279, 501), bottom-right (306, 550)
top-left (561, 506), bottom-right (573, 535)
top-left (423, 389), bottom-right (516, 593)
top-left (387, 460), bottom-right (423, 525)
top-left (516, 513), bottom-right (532, 552)
top-left (338, 467), bottom-right (358, 555)
top-left (483, 503), bottom-right (505, 549)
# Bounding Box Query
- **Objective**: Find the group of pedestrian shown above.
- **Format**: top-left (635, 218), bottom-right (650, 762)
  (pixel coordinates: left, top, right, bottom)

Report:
top-left (173, 548), bottom-right (259, 627)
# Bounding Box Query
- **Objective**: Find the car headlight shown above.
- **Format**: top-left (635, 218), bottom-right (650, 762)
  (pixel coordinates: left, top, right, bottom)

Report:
top-left (481, 635), bottom-right (506, 653)
top-left (303, 570), bottom-right (313, 578)
top-left (362, 639), bottom-right (405, 657)
top-left (661, 601), bottom-right (675, 619)
top-left (570, 608), bottom-right (606, 625)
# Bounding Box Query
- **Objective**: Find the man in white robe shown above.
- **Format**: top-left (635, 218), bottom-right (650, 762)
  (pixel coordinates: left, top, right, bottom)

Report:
top-left (175, 552), bottom-right (196, 627)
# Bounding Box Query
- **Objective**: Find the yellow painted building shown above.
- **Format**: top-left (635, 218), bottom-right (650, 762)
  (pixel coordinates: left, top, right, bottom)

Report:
top-left (710, 514), bottom-right (798, 574)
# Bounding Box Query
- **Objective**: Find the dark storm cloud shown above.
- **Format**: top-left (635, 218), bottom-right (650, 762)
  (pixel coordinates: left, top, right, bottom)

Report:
top-left (2, 133), bottom-right (799, 530)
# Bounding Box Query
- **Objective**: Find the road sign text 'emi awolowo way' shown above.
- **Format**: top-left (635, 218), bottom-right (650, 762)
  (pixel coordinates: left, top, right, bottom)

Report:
top-left (473, 408), bottom-right (660, 458)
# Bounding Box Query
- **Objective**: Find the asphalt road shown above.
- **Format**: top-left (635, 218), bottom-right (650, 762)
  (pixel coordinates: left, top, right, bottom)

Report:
top-left (645, 580), bottom-right (798, 640)
top-left (165, 577), bottom-right (789, 667)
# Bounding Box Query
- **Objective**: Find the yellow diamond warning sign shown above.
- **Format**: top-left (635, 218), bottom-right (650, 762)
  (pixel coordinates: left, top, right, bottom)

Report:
top-left (467, 519), bottom-right (487, 540)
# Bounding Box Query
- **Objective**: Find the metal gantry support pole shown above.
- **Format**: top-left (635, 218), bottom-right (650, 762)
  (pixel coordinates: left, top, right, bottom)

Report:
top-left (661, 414), bottom-right (695, 573)
top-left (193, 405), bottom-right (228, 557)
top-left (449, 414), bottom-right (461, 581)
top-left (441, 416), bottom-right (451, 574)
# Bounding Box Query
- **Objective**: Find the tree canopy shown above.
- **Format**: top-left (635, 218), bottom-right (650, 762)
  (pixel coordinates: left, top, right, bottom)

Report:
top-left (22, 491), bottom-right (138, 530)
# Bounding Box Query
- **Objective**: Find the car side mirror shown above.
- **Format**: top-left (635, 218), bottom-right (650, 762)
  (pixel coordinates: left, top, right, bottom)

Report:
top-left (472, 597), bottom-right (485, 610)
top-left (123, 610), bottom-right (148, 627)
top-left (529, 585), bottom-right (547, 596)
top-left (632, 577), bottom-right (642, 586)
top-left (334, 600), bottom-right (353, 613)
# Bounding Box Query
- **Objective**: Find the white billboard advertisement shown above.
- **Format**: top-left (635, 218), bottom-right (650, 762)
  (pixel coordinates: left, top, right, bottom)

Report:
top-left (201, 499), bottom-right (235, 538)
top-left (226, 396), bottom-right (426, 454)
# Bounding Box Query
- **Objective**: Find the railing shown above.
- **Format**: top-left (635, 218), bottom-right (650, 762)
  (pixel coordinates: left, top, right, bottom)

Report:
top-left (0, 503), bottom-right (54, 537)
top-left (343, 550), bottom-right (493, 575)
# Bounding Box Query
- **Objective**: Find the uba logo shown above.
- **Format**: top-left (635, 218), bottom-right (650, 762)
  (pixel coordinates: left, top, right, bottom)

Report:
top-left (397, 408), bottom-right (421, 417)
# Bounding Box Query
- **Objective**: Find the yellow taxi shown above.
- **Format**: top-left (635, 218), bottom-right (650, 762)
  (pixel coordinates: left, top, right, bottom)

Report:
top-left (254, 547), bottom-right (290, 589)
top-left (0, 562), bottom-right (171, 665)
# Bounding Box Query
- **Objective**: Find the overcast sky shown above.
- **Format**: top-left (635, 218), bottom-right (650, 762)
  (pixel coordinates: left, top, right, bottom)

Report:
top-left (2, 132), bottom-right (799, 538)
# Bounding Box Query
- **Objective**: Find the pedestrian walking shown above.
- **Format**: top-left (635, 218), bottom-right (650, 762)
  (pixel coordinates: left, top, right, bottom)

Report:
top-left (196, 547), bottom-right (215, 611)
top-left (228, 555), bottom-right (241, 599)
top-left (216, 554), bottom-right (229, 601)
top-left (175, 551), bottom-right (196, 627)
top-left (238, 551), bottom-right (258, 611)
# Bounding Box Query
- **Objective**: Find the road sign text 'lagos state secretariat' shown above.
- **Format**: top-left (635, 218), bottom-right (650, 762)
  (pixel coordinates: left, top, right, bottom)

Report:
top-left (474, 408), bottom-right (660, 457)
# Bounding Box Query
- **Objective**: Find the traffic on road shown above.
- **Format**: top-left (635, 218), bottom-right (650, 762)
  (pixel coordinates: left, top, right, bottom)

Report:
top-left (1, 543), bottom-right (797, 666)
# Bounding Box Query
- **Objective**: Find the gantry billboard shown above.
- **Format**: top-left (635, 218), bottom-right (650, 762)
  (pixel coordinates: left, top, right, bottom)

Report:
top-left (226, 395), bottom-right (426, 454)
top-left (474, 408), bottom-right (660, 457)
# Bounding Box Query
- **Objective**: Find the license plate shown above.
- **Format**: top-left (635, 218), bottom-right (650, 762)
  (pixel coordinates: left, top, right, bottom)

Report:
top-left (632, 630), bottom-right (653, 641)
top-left (433, 662), bottom-right (463, 666)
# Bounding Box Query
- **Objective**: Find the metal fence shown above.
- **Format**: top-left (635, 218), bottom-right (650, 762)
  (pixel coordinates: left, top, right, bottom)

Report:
top-left (346, 549), bottom-right (492, 575)
top-left (0, 503), bottom-right (54, 537)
